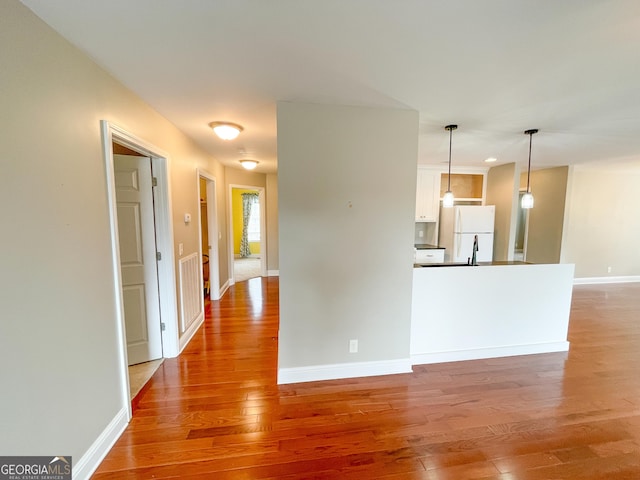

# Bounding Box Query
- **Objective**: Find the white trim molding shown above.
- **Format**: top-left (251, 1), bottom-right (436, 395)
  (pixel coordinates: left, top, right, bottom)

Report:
top-left (73, 407), bottom-right (128, 480)
top-left (267, 270), bottom-right (280, 277)
top-left (574, 275), bottom-right (640, 285)
top-left (219, 279), bottom-right (230, 298)
top-left (411, 341), bottom-right (570, 366)
top-left (277, 358), bottom-right (412, 385)
top-left (179, 311), bottom-right (205, 353)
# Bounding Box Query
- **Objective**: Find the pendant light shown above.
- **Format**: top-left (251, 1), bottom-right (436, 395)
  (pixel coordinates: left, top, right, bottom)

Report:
top-left (522, 129), bottom-right (538, 209)
top-left (442, 124), bottom-right (457, 208)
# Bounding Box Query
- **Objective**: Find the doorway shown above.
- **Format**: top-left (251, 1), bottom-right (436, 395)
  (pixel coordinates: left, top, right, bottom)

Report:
top-left (102, 121), bottom-right (180, 419)
top-left (228, 184), bottom-right (266, 284)
top-left (198, 171), bottom-right (220, 300)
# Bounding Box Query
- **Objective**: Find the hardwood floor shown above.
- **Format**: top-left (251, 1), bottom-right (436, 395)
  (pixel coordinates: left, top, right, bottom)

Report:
top-left (93, 279), bottom-right (640, 479)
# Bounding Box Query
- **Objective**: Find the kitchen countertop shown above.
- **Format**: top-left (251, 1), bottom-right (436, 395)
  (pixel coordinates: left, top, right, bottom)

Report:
top-left (414, 261), bottom-right (531, 268)
top-left (414, 243), bottom-right (445, 250)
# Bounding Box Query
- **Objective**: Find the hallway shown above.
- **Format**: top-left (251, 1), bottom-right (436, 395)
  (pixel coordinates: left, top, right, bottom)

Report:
top-left (93, 281), bottom-right (640, 479)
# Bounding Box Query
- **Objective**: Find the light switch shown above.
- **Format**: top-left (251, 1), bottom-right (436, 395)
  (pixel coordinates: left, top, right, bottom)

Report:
top-left (184, 213), bottom-right (191, 224)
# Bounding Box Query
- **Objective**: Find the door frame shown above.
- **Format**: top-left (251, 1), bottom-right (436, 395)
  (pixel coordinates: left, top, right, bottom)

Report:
top-left (228, 184), bottom-right (267, 284)
top-left (197, 170), bottom-right (221, 300)
top-left (101, 121), bottom-right (179, 419)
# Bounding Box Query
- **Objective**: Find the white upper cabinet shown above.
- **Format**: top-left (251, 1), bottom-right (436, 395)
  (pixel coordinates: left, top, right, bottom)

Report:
top-left (415, 168), bottom-right (440, 222)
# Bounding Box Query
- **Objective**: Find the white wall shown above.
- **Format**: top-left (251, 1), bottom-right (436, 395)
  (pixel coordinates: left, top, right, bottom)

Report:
top-left (277, 102), bottom-right (418, 382)
top-left (561, 164), bottom-right (640, 279)
top-left (0, 0), bottom-right (227, 473)
top-left (411, 264), bottom-right (574, 363)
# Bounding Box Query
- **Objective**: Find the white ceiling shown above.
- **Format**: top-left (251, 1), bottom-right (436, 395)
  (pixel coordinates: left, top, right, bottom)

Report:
top-left (21, 0), bottom-right (640, 174)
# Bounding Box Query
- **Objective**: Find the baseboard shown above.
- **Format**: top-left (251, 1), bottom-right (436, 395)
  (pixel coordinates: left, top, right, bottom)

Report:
top-left (73, 407), bottom-right (128, 480)
top-left (277, 358), bottom-right (412, 385)
top-left (179, 311), bottom-right (204, 354)
top-left (219, 279), bottom-right (230, 297)
top-left (267, 270), bottom-right (279, 277)
top-left (411, 341), bottom-right (570, 365)
top-left (573, 275), bottom-right (640, 285)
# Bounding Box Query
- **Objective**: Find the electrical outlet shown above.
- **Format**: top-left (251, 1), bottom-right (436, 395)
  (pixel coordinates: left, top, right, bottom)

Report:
top-left (349, 339), bottom-right (358, 353)
top-left (179, 243), bottom-right (184, 255)
top-left (607, 266), bottom-right (612, 273)
top-left (418, 230), bottom-right (424, 238)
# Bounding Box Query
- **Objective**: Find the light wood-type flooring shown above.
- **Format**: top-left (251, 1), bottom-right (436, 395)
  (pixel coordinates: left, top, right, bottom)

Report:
top-left (93, 279), bottom-right (640, 479)
top-left (128, 359), bottom-right (163, 399)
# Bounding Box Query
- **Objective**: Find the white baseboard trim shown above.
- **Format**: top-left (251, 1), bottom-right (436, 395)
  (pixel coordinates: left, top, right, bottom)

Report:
top-left (73, 407), bottom-right (128, 480)
top-left (219, 279), bottom-right (230, 298)
top-left (411, 341), bottom-right (570, 366)
top-left (573, 275), bottom-right (640, 285)
top-left (267, 270), bottom-right (279, 277)
top-left (277, 358), bottom-right (412, 385)
top-left (179, 311), bottom-right (204, 354)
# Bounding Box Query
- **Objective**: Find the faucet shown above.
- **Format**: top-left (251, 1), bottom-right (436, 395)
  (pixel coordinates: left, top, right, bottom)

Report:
top-left (471, 234), bottom-right (479, 266)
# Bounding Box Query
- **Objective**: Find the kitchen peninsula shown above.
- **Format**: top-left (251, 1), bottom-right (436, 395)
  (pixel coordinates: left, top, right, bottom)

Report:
top-left (411, 262), bottom-right (575, 365)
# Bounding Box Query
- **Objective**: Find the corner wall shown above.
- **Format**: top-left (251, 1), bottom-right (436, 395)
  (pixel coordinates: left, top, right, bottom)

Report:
top-left (524, 166), bottom-right (569, 264)
top-left (486, 163), bottom-right (519, 261)
top-left (277, 102), bottom-right (418, 382)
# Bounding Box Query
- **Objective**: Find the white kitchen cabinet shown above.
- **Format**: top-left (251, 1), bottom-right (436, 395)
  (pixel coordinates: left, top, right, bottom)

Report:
top-left (415, 169), bottom-right (440, 222)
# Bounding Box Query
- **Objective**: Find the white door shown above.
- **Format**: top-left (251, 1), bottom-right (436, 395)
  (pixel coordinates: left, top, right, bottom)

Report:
top-left (114, 154), bottom-right (163, 365)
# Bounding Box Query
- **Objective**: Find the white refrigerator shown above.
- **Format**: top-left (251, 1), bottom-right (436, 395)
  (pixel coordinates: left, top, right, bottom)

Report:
top-left (439, 205), bottom-right (495, 263)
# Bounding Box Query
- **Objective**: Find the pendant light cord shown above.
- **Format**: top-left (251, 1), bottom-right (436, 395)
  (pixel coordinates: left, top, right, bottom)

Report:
top-left (445, 125), bottom-right (457, 191)
top-left (526, 131), bottom-right (532, 193)
top-left (448, 127), bottom-right (452, 190)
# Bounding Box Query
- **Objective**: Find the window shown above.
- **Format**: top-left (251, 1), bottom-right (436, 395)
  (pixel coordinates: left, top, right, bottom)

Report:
top-left (247, 195), bottom-right (260, 242)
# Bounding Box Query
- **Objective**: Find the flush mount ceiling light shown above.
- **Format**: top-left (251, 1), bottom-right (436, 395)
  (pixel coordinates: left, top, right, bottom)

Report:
top-left (442, 124), bottom-right (458, 208)
top-left (208, 121), bottom-right (243, 140)
top-left (522, 128), bottom-right (538, 209)
top-left (239, 159), bottom-right (259, 170)
top-left (485, 157), bottom-right (497, 163)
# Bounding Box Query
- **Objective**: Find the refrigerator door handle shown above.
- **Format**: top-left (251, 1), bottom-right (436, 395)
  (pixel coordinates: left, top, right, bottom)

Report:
top-left (457, 209), bottom-right (462, 233)
top-left (456, 234), bottom-right (461, 259)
